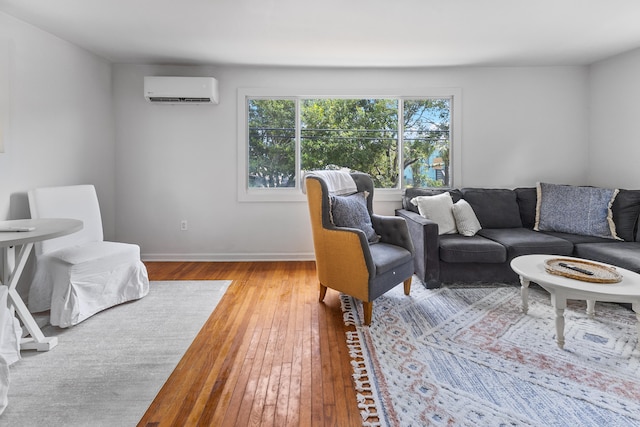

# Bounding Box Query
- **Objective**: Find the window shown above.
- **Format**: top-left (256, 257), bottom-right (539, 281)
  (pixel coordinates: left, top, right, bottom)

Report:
top-left (238, 88), bottom-right (461, 202)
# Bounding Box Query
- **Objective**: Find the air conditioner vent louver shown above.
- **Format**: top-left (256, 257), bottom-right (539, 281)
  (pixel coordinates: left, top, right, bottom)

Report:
top-left (148, 97), bottom-right (212, 103)
top-left (144, 77), bottom-right (219, 105)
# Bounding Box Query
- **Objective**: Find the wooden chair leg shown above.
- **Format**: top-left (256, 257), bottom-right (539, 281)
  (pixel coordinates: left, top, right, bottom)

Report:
top-left (319, 284), bottom-right (328, 302)
top-left (363, 301), bottom-right (373, 326)
top-left (403, 277), bottom-right (412, 296)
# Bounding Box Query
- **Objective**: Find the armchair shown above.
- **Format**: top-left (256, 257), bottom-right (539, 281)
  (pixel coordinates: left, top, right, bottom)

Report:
top-left (305, 172), bottom-right (415, 325)
top-left (27, 185), bottom-right (149, 328)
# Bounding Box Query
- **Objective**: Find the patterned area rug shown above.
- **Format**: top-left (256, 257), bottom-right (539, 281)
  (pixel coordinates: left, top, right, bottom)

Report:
top-left (342, 279), bottom-right (640, 427)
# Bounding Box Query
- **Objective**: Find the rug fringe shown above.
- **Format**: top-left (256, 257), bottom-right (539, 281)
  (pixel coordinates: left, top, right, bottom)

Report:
top-left (341, 295), bottom-right (357, 326)
top-left (342, 295), bottom-right (385, 427)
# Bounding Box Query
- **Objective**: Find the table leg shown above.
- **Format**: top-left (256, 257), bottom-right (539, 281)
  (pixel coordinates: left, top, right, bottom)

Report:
top-left (519, 276), bottom-right (529, 314)
top-left (586, 299), bottom-right (596, 318)
top-left (550, 292), bottom-right (566, 349)
top-left (1, 243), bottom-right (58, 351)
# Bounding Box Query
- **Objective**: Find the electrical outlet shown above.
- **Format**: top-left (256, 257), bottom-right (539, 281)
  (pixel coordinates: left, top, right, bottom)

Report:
top-left (180, 220), bottom-right (188, 231)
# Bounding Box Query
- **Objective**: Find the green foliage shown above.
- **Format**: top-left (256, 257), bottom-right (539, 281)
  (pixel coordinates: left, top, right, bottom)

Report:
top-left (301, 99), bottom-right (399, 187)
top-left (248, 99), bottom-right (296, 187)
top-left (248, 97), bottom-right (450, 189)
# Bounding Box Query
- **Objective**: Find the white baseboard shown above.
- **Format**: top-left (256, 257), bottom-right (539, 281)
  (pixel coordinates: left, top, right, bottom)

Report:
top-left (141, 252), bottom-right (316, 262)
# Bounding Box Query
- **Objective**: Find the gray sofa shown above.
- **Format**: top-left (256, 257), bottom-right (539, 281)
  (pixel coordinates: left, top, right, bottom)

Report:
top-left (396, 186), bottom-right (640, 289)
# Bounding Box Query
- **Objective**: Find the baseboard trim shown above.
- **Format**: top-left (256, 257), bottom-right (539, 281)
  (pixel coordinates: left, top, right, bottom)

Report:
top-left (141, 252), bottom-right (316, 262)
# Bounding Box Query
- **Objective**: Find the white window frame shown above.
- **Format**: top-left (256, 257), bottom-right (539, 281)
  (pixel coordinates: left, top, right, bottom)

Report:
top-left (237, 87), bottom-right (462, 202)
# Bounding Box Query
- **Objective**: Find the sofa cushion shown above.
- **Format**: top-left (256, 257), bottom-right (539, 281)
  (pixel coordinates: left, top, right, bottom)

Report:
top-left (411, 192), bottom-right (458, 235)
top-left (611, 189), bottom-right (640, 242)
top-left (515, 187), bottom-right (537, 229)
top-left (460, 188), bottom-right (523, 228)
top-left (439, 234), bottom-right (507, 263)
top-left (573, 242), bottom-right (640, 274)
top-left (369, 242), bottom-right (413, 275)
top-left (478, 228), bottom-right (573, 259)
top-left (540, 231), bottom-right (614, 245)
top-left (534, 182), bottom-right (619, 240)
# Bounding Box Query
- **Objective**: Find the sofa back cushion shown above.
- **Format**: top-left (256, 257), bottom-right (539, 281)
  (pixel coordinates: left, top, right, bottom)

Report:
top-left (514, 187), bottom-right (537, 229)
top-left (460, 188), bottom-right (523, 228)
top-left (611, 189), bottom-right (640, 242)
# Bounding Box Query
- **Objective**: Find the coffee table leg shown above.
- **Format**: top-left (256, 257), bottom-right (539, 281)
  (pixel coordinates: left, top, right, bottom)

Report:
top-left (586, 299), bottom-right (596, 318)
top-left (550, 293), bottom-right (566, 349)
top-left (519, 276), bottom-right (529, 314)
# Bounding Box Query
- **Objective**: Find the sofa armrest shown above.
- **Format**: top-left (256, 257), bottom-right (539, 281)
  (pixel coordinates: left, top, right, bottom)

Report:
top-left (371, 214), bottom-right (415, 255)
top-left (395, 209), bottom-right (441, 288)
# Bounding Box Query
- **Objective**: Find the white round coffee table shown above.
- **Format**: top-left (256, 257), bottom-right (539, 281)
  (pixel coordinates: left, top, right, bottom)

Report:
top-left (510, 254), bottom-right (640, 349)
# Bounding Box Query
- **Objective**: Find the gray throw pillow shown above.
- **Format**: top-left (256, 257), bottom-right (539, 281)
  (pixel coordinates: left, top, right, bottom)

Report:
top-left (534, 182), bottom-right (620, 239)
top-left (330, 192), bottom-right (379, 243)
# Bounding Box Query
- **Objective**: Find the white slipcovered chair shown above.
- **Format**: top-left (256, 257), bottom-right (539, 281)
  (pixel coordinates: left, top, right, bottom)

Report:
top-left (27, 185), bottom-right (149, 328)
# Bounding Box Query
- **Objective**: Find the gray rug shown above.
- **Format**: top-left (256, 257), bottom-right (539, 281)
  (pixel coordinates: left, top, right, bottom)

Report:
top-left (0, 280), bottom-right (231, 427)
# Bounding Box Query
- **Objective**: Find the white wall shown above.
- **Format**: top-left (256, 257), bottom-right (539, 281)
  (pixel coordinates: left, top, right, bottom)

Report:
top-left (589, 47), bottom-right (640, 189)
top-left (113, 64), bottom-right (589, 261)
top-left (0, 12), bottom-right (116, 236)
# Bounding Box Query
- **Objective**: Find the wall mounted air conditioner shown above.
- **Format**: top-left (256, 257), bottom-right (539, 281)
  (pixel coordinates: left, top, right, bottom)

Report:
top-left (143, 76), bottom-right (219, 104)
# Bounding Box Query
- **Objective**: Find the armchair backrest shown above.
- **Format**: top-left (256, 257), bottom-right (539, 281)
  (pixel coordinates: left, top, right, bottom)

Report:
top-left (28, 185), bottom-right (104, 256)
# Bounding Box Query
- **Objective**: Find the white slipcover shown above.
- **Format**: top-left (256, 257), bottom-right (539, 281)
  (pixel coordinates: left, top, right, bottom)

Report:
top-left (28, 185), bottom-right (149, 328)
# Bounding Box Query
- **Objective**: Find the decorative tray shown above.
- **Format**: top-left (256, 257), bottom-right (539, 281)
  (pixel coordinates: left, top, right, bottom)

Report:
top-left (544, 258), bottom-right (622, 283)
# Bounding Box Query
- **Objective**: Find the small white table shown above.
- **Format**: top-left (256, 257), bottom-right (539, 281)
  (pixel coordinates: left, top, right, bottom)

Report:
top-left (1, 218), bottom-right (83, 351)
top-left (511, 254), bottom-right (640, 349)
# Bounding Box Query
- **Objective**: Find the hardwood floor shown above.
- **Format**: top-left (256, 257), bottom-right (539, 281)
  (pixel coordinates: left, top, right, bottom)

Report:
top-left (137, 261), bottom-right (362, 427)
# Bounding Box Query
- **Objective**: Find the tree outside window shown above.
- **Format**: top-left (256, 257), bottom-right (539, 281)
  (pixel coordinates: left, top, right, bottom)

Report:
top-left (247, 97), bottom-right (451, 190)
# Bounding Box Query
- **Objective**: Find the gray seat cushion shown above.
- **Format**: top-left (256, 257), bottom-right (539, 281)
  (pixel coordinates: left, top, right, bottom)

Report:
top-left (439, 234), bottom-right (506, 263)
top-left (478, 228), bottom-right (573, 259)
top-left (573, 242), bottom-right (640, 273)
top-left (369, 242), bottom-right (413, 275)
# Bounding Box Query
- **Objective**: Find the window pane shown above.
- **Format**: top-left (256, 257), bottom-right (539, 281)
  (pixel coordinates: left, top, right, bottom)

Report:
top-left (300, 99), bottom-right (399, 188)
top-left (248, 99), bottom-right (296, 188)
top-left (403, 99), bottom-right (450, 188)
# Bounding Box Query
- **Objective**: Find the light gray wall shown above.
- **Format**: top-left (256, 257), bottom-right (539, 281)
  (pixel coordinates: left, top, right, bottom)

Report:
top-left (588, 47), bottom-right (640, 189)
top-left (113, 64), bottom-right (589, 261)
top-left (5, 10), bottom-right (623, 262)
top-left (0, 12), bottom-right (116, 238)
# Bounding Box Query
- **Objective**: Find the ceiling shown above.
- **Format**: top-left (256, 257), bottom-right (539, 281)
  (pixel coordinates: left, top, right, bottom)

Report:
top-left (1, 0), bottom-right (640, 68)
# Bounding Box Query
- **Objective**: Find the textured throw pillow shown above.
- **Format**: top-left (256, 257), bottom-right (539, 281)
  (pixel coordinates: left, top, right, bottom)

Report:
top-left (330, 192), bottom-right (379, 243)
top-left (411, 192), bottom-right (458, 235)
top-left (534, 182), bottom-right (620, 239)
top-left (452, 199), bottom-right (482, 236)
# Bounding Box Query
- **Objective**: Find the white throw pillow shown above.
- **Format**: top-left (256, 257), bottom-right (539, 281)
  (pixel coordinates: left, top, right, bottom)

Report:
top-left (452, 199), bottom-right (482, 236)
top-left (411, 192), bottom-right (457, 235)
